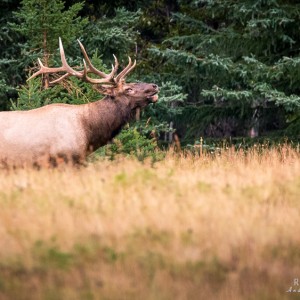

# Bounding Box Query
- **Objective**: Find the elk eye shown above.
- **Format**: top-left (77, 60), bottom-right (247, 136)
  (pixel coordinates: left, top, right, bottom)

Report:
top-left (126, 88), bottom-right (133, 93)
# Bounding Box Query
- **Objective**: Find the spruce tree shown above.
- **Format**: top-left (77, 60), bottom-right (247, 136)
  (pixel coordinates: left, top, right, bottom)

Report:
top-left (0, 0), bottom-right (22, 110)
top-left (150, 0), bottom-right (300, 138)
top-left (82, 7), bottom-right (141, 61)
top-left (11, 0), bottom-right (87, 87)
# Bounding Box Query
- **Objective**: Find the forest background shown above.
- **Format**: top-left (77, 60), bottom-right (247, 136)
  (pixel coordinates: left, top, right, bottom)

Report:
top-left (1, 0), bottom-right (300, 149)
top-left (1, 2), bottom-right (300, 298)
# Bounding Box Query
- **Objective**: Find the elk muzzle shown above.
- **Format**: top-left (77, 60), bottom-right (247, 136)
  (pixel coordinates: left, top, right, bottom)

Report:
top-left (147, 84), bottom-right (159, 103)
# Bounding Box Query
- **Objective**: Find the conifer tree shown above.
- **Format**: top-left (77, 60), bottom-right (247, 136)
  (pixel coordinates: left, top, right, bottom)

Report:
top-left (0, 0), bottom-right (22, 110)
top-left (82, 7), bottom-right (141, 61)
top-left (150, 0), bottom-right (300, 137)
top-left (12, 0), bottom-right (87, 87)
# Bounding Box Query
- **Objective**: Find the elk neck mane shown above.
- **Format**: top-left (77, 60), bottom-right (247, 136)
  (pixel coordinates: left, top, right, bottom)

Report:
top-left (81, 95), bottom-right (136, 152)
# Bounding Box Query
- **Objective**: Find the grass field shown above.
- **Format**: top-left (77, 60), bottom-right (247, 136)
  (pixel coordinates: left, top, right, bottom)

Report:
top-left (0, 145), bottom-right (300, 300)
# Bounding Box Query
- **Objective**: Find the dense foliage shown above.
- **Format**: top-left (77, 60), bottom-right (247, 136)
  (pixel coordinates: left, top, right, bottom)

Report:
top-left (150, 0), bottom-right (300, 139)
top-left (0, 0), bottom-right (299, 147)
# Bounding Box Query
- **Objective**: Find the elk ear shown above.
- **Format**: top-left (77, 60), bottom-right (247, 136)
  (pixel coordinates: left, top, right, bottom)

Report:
top-left (94, 85), bottom-right (116, 96)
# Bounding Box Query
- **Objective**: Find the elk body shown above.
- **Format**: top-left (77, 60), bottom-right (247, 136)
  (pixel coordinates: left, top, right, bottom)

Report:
top-left (0, 38), bottom-right (159, 168)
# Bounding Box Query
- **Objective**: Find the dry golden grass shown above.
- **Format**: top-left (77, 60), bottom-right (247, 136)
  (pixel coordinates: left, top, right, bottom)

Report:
top-left (0, 146), bottom-right (300, 300)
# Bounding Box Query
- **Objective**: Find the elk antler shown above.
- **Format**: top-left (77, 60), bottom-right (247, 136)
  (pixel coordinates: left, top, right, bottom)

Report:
top-left (28, 38), bottom-right (136, 86)
top-left (114, 56), bottom-right (137, 83)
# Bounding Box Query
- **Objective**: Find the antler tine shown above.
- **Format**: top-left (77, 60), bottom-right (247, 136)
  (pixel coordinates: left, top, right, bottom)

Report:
top-left (77, 39), bottom-right (107, 78)
top-left (27, 59), bottom-right (45, 81)
top-left (77, 40), bottom-right (118, 83)
top-left (27, 58), bottom-right (66, 81)
top-left (59, 38), bottom-right (83, 77)
top-left (112, 54), bottom-right (119, 74)
top-left (114, 56), bottom-right (132, 82)
top-left (126, 59), bottom-right (136, 77)
top-left (114, 57), bottom-right (136, 83)
top-left (49, 73), bottom-right (71, 84)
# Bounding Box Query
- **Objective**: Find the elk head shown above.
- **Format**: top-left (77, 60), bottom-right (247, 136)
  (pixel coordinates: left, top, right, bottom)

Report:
top-left (28, 38), bottom-right (159, 109)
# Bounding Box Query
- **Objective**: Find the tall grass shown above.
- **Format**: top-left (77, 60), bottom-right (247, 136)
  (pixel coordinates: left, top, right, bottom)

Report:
top-left (0, 145), bottom-right (299, 300)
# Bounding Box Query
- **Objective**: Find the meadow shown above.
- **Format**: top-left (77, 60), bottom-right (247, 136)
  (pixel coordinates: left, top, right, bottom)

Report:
top-left (0, 145), bottom-right (299, 300)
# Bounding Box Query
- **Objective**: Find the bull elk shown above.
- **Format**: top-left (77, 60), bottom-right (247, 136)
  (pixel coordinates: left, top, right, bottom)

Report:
top-left (0, 38), bottom-right (159, 168)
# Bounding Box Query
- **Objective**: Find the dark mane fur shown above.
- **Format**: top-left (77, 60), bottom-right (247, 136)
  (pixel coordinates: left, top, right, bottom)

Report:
top-left (81, 95), bottom-right (136, 153)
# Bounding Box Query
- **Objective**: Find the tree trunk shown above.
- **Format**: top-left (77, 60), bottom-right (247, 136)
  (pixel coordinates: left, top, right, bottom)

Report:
top-left (43, 30), bottom-right (49, 89)
top-left (168, 121), bottom-right (173, 143)
top-left (173, 133), bottom-right (181, 151)
top-left (249, 108), bottom-right (259, 138)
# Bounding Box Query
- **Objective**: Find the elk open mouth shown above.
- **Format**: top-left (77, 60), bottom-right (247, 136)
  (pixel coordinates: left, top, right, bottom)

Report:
top-left (147, 92), bottom-right (159, 103)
